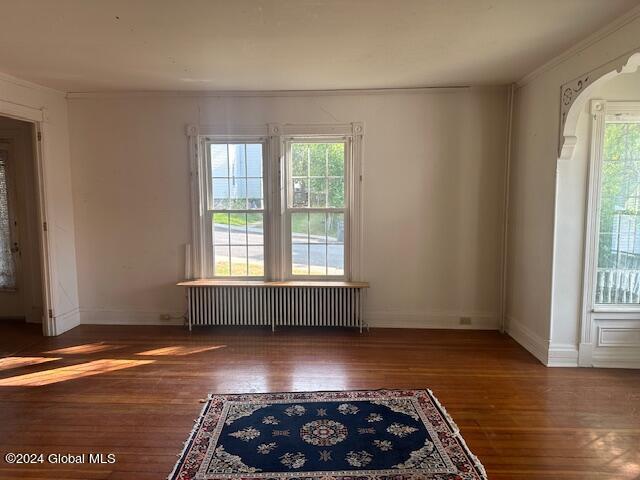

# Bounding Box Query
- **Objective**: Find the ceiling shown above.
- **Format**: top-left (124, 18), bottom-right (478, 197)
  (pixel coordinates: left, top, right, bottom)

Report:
top-left (0, 0), bottom-right (638, 92)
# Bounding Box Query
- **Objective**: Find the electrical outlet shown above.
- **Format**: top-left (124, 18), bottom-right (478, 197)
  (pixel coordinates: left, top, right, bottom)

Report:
top-left (459, 316), bottom-right (472, 325)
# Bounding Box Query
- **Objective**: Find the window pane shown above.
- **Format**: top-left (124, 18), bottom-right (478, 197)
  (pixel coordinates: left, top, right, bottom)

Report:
top-left (247, 178), bottom-right (263, 209)
top-left (230, 245), bottom-right (248, 276)
top-left (327, 143), bottom-right (345, 176)
top-left (309, 244), bottom-right (327, 275)
top-left (309, 178), bottom-right (326, 208)
top-left (228, 144), bottom-right (247, 177)
top-left (596, 121), bottom-right (640, 304)
top-left (247, 213), bottom-right (263, 245)
top-left (211, 144), bottom-right (229, 177)
top-left (213, 212), bottom-right (230, 245)
top-left (228, 212), bottom-right (247, 244)
top-left (327, 178), bottom-right (344, 208)
top-left (327, 213), bottom-right (344, 243)
top-left (309, 212), bottom-right (326, 243)
top-left (229, 178), bottom-right (247, 209)
top-left (247, 246), bottom-right (264, 276)
top-left (292, 213), bottom-right (308, 243)
top-left (327, 244), bottom-right (344, 275)
top-left (212, 178), bottom-right (229, 209)
top-left (292, 144), bottom-right (308, 176)
top-left (292, 178), bottom-right (308, 207)
top-left (246, 144), bottom-right (262, 177)
top-left (309, 144), bottom-right (327, 176)
top-left (214, 246), bottom-right (230, 276)
top-left (291, 244), bottom-right (309, 275)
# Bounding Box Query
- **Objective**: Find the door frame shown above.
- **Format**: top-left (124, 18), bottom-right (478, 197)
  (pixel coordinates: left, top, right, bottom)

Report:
top-left (0, 99), bottom-right (54, 336)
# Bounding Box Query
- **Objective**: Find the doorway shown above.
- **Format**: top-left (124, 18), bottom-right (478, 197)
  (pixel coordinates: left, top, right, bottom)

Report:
top-left (0, 116), bottom-right (44, 329)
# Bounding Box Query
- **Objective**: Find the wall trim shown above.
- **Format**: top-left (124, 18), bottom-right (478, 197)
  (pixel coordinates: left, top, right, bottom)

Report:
top-left (79, 309), bottom-right (498, 329)
top-left (55, 307), bottom-right (80, 335)
top-left (80, 308), bottom-right (185, 326)
top-left (0, 71), bottom-right (65, 97)
top-left (548, 343), bottom-right (579, 367)
top-left (61, 86), bottom-right (518, 100)
top-left (506, 316), bottom-right (549, 365)
top-left (365, 311), bottom-right (498, 330)
top-left (592, 347), bottom-right (640, 369)
top-left (516, 4), bottom-right (640, 87)
top-left (0, 99), bottom-right (44, 123)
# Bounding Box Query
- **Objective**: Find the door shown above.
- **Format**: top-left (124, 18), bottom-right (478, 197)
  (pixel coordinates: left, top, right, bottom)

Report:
top-left (0, 140), bottom-right (23, 318)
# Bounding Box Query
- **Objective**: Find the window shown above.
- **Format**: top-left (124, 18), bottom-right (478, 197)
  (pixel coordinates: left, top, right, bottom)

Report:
top-left (594, 117), bottom-right (640, 304)
top-left (190, 123), bottom-right (363, 281)
top-left (286, 141), bottom-right (347, 277)
top-left (207, 142), bottom-right (266, 277)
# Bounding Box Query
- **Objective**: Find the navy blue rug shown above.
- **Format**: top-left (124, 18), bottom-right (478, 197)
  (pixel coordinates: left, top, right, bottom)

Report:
top-left (169, 389), bottom-right (486, 479)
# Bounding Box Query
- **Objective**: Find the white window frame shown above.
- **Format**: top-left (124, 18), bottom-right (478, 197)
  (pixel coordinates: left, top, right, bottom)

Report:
top-left (187, 122), bottom-right (364, 282)
top-left (205, 138), bottom-right (269, 279)
top-left (579, 100), bottom-right (640, 365)
top-left (282, 136), bottom-right (351, 280)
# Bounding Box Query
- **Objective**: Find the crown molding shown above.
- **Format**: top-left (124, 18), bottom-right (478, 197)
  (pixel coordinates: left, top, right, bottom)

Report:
top-left (516, 4), bottom-right (640, 88)
top-left (0, 71), bottom-right (65, 97)
top-left (62, 85), bottom-right (505, 100)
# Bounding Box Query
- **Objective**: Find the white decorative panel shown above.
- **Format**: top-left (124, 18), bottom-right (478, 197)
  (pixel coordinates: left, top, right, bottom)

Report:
top-left (598, 327), bottom-right (640, 347)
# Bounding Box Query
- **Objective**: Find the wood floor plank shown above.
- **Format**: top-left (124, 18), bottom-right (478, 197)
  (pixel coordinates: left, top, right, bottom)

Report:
top-left (0, 322), bottom-right (638, 479)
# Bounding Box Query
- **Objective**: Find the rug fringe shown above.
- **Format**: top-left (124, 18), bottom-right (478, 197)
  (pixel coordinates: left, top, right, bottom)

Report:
top-left (427, 389), bottom-right (488, 480)
top-left (167, 394), bottom-right (213, 480)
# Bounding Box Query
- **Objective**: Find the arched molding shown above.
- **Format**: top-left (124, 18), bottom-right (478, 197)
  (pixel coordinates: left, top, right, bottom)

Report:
top-left (559, 50), bottom-right (640, 160)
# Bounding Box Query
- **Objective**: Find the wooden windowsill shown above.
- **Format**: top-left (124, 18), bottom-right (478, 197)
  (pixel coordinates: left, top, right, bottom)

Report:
top-left (177, 279), bottom-right (369, 288)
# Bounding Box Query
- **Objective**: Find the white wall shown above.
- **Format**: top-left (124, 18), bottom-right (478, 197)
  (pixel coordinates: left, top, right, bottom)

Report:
top-left (506, 10), bottom-right (640, 364)
top-left (0, 74), bottom-right (80, 334)
top-left (67, 88), bottom-right (508, 328)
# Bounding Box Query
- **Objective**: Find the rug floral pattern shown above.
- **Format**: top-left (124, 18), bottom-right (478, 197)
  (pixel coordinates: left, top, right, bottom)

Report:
top-left (169, 389), bottom-right (486, 480)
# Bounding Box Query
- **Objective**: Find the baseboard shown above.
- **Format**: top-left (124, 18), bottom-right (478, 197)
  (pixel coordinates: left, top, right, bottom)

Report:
top-left (79, 308), bottom-right (496, 329)
top-left (506, 316), bottom-right (549, 365)
top-left (365, 311), bottom-right (498, 330)
top-left (592, 347), bottom-right (640, 369)
top-left (55, 307), bottom-right (81, 334)
top-left (80, 308), bottom-right (185, 326)
top-left (547, 343), bottom-right (579, 367)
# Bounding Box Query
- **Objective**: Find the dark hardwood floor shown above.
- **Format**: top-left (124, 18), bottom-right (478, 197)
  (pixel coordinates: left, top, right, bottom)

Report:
top-left (0, 322), bottom-right (638, 479)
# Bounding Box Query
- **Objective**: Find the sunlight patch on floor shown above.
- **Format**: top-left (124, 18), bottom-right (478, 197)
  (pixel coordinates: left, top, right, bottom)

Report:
top-left (0, 356), bottom-right (61, 371)
top-left (45, 343), bottom-right (124, 355)
top-left (136, 345), bottom-right (225, 356)
top-left (0, 359), bottom-right (154, 386)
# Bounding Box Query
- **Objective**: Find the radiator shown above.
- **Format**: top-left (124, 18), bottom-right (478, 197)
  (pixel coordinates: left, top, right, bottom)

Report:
top-left (184, 283), bottom-right (367, 331)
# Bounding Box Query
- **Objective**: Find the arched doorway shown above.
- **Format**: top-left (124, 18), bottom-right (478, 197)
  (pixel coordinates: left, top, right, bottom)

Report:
top-left (552, 52), bottom-right (640, 368)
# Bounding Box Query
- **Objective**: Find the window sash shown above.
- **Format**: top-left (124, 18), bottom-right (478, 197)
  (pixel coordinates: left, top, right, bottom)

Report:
top-left (282, 138), bottom-right (350, 280)
top-left (585, 103), bottom-right (640, 312)
top-left (593, 118), bottom-right (640, 306)
top-left (203, 140), bottom-right (267, 279)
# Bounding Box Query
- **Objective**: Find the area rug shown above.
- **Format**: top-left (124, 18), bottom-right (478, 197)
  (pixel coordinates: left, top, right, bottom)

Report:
top-left (168, 389), bottom-right (487, 480)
